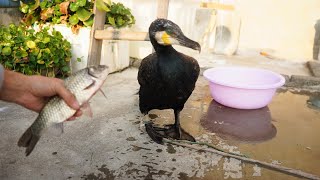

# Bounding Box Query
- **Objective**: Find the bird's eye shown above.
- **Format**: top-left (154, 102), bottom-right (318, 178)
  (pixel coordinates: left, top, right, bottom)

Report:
top-left (166, 29), bottom-right (173, 35)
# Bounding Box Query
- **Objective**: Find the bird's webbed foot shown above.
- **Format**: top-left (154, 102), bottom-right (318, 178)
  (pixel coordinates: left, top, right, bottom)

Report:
top-left (145, 122), bottom-right (195, 144)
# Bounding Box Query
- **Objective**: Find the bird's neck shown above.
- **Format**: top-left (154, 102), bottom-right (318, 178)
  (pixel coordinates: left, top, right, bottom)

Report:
top-left (151, 39), bottom-right (176, 57)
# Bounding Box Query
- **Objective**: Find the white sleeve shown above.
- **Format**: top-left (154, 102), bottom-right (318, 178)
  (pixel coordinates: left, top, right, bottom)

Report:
top-left (0, 64), bottom-right (4, 90)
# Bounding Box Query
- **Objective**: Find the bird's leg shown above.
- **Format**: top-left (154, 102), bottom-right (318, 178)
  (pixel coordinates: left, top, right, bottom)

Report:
top-left (173, 109), bottom-right (195, 142)
top-left (174, 109), bottom-right (182, 139)
top-left (145, 109), bottom-right (196, 144)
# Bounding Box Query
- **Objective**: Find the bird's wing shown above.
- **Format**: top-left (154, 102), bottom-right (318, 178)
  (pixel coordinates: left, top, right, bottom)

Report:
top-left (178, 52), bottom-right (200, 84)
top-left (138, 53), bottom-right (157, 86)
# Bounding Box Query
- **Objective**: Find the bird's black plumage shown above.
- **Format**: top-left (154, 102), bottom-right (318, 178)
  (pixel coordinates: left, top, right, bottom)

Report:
top-left (138, 19), bottom-right (200, 143)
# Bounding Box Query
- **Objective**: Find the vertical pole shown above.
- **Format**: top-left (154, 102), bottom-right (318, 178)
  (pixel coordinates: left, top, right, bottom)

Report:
top-left (154, 0), bottom-right (169, 52)
top-left (87, 2), bottom-right (106, 66)
top-left (157, 0), bottom-right (169, 19)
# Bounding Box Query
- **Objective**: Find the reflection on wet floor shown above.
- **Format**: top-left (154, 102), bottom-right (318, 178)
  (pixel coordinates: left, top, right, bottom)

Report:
top-left (200, 100), bottom-right (277, 143)
top-left (146, 79), bottom-right (320, 179)
top-left (307, 96), bottom-right (320, 109)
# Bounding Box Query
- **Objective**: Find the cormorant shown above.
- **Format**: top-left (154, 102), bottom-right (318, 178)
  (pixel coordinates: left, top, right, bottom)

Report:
top-left (138, 19), bottom-right (201, 144)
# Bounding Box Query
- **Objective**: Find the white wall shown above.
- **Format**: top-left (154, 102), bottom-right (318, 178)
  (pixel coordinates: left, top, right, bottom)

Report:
top-left (236, 0), bottom-right (320, 60)
top-left (114, 0), bottom-right (320, 61)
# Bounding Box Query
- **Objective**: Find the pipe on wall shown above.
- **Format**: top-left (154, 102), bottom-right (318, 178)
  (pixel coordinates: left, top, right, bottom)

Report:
top-left (0, 0), bottom-right (19, 8)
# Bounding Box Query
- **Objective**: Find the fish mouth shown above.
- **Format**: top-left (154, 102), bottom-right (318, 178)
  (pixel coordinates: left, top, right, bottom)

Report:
top-left (88, 65), bottom-right (109, 78)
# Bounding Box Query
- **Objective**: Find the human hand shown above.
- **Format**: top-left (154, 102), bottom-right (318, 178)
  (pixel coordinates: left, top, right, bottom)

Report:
top-left (0, 70), bottom-right (82, 120)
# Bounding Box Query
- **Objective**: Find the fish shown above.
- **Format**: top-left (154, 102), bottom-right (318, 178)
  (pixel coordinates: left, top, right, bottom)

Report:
top-left (18, 65), bottom-right (109, 156)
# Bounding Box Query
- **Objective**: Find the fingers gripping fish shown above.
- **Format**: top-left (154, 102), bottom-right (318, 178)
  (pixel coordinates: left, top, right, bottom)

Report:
top-left (18, 65), bottom-right (109, 156)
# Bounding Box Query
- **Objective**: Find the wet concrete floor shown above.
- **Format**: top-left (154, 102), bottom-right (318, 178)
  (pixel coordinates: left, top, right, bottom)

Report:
top-left (143, 75), bottom-right (320, 179)
top-left (0, 68), bottom-right (319, 179)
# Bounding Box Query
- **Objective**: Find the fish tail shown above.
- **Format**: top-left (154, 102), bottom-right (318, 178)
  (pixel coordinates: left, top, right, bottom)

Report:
top-left (17, 127), bottom-right (40, 156)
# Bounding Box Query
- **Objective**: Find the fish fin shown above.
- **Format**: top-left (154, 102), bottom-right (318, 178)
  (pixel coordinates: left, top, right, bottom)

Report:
top-left (99, 89), bottom-right (108, 99)
top-left (48, 122), bottom-right (64, 136)
top-left (81, 102), bottom-right (93, 118)
top-left (17, 127), bottom-right (40, 156)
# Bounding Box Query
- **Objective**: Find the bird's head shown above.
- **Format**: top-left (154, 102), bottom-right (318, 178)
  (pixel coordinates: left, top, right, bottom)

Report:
top-left (149, 18), bottom-right (201, 52)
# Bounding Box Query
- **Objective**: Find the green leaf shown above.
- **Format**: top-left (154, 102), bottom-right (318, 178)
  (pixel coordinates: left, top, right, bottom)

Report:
top-left (96, 0), bottom-right (110, 12)
top-left (77, 57), bottom-right (82, 62)
top-left (53, 4), bottom-right (62, 15)
top-left (108, 17), bottom-right (116, 26)
top-left (116, 16), bottom-right (124, 27)
top-left (76, 0), bottom-right (86, 7)
top-left (20, 3), bottom-right (29, 14)
top-left (4, 61), bottom-right (13, 68)
top-left (37, 51), bottom-right (42, 59)
top-left (4, 33), bottom-right (12, 40)
top-left (27, 40), bottom-right (36, 49)
top-left (83, 15), bottom-right (94, 27)
top-left (45, 60), bottom-right (54, 67)
top-left (31, 48), bottom-right (40, 56)
top-left (52, 16), bottom-right (61, 24)
top-left (37, 60), bottom-right (45, 64)
top-left (21, 50), bottom-right (28, 58)
top-left (43, 48), bottom-right (51, 54)
top-left (38, 43), bottom-right (46, 49)
top-left (69, 14), bottom-right (79, 25)
top-left (76, 8), bottom-right (93, 21)
top-left (43, 37), bottom-right (51, 44)
top-left (29, 55), bottom-right (36, 62)
top-left (54, 0), bottom-right (62, 4)
top-left (62, 66), bottom-right (70, 72)
top-left (69, 2), bottom-right (79, 12)
top-left (2, 47), bottom-right (11, 56)
top-left (103, 0), bottom-right (111, 6)
top-left (40, 0), bottom-right (47, 9)
top-left (53, 57), bottom-right (59, 63)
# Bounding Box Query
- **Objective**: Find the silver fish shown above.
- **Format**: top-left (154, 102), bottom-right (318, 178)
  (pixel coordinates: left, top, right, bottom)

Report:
top-left (18, 65), bottom-right (109, 156)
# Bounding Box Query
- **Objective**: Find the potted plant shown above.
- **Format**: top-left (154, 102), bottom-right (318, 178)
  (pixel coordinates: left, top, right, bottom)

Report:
top-left (19, 0), bottom-right (135, 73)
top-left (0, 23), bottom-right (78, 77)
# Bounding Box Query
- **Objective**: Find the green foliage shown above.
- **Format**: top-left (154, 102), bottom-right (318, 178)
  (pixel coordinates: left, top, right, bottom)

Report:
top-left (105, 2), bottom-right (135, 28)
top-left (0, 24), bottom-right (73, 77)
top-left (19, 0), bottom-right (135, 33)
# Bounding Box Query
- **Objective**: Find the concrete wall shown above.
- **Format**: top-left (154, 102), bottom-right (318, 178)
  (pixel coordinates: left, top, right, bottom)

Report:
top-left (2, 1), bottom-right (320, 61)
top-left (118, 0), bottom-right (320, 61)
top-left (236, 0), bottom-right (320, 60)
top-left (0, 8), bottom-right (23, 25)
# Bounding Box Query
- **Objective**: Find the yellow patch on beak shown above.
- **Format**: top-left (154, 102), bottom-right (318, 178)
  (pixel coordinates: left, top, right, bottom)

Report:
top-left (155, 31), bottom-right (179, 46)
top-left (161, 32), bottom-right (171, 45)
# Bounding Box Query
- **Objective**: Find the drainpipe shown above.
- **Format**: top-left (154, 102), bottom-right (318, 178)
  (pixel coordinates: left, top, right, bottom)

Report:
top-left (0, 0), bottom-right (19, 8)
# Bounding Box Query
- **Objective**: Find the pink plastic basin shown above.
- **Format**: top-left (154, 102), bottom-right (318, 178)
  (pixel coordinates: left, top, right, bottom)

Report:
top-left (203, 66), bottom-right (285, 109)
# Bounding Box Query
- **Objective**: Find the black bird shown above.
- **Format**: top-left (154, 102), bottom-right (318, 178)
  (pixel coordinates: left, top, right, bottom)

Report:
top-left (138, 19), bottom-right (201, 144)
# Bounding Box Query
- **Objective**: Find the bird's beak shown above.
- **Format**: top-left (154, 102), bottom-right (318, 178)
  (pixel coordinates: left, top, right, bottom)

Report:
top-left (155, 31), bottom-right (201, 53)
top-left (176, 34), bottom-right (201, 53)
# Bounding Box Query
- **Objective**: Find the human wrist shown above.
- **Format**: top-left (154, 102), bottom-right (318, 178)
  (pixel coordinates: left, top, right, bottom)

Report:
top-left (0, 70), bottom-right (29, 104)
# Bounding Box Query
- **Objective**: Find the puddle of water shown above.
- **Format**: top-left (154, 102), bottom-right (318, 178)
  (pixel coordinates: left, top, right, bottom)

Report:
top-left (147, 79), bottom-right (320, 178)
top-left (200, 100), bottom-right (277, 143)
